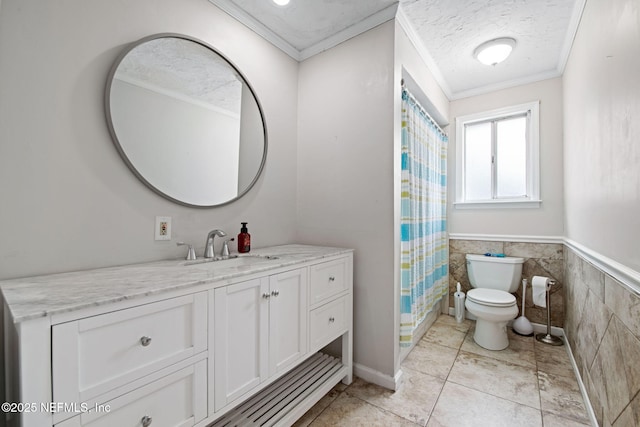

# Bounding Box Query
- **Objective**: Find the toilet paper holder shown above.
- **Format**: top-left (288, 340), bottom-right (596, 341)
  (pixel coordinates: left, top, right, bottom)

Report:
top-left (535, 279), bottom-right (564, 346)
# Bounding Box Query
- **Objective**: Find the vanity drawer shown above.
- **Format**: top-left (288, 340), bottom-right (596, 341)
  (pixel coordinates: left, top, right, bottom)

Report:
top-left (53, 293), bottom-right (207, 405)
top-left (309, 258), bottom-right (348, 305)
top-left (56, 360), bottom-right (207, 427)
top-left (309, 296), bottom-right (348, 352)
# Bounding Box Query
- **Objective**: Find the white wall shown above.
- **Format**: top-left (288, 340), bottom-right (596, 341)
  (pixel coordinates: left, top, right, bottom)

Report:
top-left (0, 0), bottom-right (299, 279)
top-left (563, 0), bottom-right (640, 273)
top-left (297, 21), bottom-right (397, 381)
top-left (297, 19), bottom-right (450, 384)
top-left (448, 78), bottom-right (565, 237)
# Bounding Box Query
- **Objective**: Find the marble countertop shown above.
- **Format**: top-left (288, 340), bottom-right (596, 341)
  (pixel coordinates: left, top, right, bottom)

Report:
top-left (0, 244), bottom-right (352, 323)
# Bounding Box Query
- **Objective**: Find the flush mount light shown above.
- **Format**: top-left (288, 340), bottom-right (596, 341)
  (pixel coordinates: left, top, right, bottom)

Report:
top-left (474, 37), bottom-right (516, 66)
top-left (272, 0), bottom-right (290, 5)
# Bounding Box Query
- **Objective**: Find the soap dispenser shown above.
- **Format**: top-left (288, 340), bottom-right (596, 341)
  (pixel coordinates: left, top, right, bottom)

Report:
top-left (237, 222), bottom-right (251, 253)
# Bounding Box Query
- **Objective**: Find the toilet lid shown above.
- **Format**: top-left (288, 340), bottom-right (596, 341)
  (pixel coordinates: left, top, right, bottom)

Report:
top-left (467, 289), bottom-right (516, 307)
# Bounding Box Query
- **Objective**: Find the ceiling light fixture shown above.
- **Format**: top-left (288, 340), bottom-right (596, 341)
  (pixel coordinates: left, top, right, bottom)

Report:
top-left (272, 0), bottom-right (290, 6)
top-left (474, 37), bottom-right (516, 66)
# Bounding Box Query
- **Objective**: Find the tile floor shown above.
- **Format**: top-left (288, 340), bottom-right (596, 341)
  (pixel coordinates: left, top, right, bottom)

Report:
top-left (294, 315), bottom-right (592, 427)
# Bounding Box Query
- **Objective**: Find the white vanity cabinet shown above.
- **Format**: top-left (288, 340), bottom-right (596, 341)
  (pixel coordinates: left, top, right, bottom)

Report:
top-left (52, 294), bottom-right (207, 411)
top-left (51, 293), bottom-right (209, 426)
top-left (213, 268), bottom-right (307, 412)
top-left (1, 245), bottom-right (352, 427)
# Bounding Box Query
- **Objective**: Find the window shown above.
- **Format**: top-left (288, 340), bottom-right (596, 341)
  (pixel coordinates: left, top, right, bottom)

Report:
top-left (455, 101), bottom-right (540, 208)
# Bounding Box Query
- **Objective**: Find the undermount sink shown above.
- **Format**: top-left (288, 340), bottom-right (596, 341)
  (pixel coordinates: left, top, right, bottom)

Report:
top-left (184, 254), bottom-right (280, 268)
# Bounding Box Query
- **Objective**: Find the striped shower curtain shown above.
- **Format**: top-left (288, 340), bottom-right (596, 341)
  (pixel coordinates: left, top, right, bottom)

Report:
top-left (400, 88), bottom-right (448, 347)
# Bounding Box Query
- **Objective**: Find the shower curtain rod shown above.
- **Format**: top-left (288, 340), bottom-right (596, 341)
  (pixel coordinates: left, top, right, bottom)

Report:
top-left (401, 80), bottom-right (446, 136)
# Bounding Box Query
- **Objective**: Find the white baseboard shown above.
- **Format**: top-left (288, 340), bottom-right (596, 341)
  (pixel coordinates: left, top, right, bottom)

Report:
top-left (353, 363), bottom-right (402, 391)
top-left (563, 335), bottom-right (599, 427)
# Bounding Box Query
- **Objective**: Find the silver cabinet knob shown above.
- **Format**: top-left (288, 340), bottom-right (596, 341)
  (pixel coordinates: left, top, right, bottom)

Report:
top-left (271, 290), bottom-right (280, 297)
top-left (262, 293), bottom-right (271, 299)
top-left (329, 317), bottom-right (335, 323)
top-left (141, 415), bottom-right (152, 427)
top-left (329, 276), bottom-right (335, 282)
top-left (140, 336), bottom-right (152, 347)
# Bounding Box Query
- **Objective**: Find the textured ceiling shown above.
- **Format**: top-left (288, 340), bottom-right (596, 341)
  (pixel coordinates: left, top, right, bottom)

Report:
top-left (401, 0), bottom-right (578, 98)
top-left (228, 0), bottom-right (398, 51)
top-left (209, 0), bottom-right (584, 100)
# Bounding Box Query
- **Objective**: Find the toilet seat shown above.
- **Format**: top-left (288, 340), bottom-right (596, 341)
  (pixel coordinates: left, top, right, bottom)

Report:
top-left (467, 288), bottom-right (516, 307)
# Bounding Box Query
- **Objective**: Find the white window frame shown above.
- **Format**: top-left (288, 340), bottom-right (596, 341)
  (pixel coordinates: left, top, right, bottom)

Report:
top-left (454, 101), bottom-right (541, 209)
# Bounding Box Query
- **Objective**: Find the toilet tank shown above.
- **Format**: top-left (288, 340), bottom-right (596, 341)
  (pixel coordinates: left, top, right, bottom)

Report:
top-left (466, 254), bottom-right (524, 293)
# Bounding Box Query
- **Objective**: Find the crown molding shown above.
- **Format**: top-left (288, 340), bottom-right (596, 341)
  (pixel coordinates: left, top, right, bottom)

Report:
top-left (395, 7), bottom-right (453, 100)
top-left (210, 0), bottom-right (587, 97)
top-left (556, 0), bottom-right (587, 74)
top-left (209, 0), bottom-right (398, 62)
top-left (299, 3), bottom-right (398, 61)
top-left (450, 69), bottom-right (562, 100)
top-left (208, 0), bottom-right (301, 60)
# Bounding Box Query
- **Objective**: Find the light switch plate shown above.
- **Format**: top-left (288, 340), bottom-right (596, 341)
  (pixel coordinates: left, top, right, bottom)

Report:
top-left (155, 216), bottom-right (171, 241)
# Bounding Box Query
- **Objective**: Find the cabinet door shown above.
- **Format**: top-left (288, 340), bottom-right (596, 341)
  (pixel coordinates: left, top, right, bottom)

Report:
top-left (214, 277), bottom-right (269, 411)
top-left (269, 268), bottom-right (308, 376)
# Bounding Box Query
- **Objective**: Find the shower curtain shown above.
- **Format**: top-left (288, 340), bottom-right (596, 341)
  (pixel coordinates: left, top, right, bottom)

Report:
top-left (400, 87), bottom-right (448, 347)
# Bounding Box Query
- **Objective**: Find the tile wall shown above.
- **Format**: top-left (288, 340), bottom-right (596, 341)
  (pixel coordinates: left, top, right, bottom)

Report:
top-left (448, 239), bottom-right (640, 425)
top-left (564, 246), bottom-right (640, 426)
top-left (449, 240), bottom-right (564, 327)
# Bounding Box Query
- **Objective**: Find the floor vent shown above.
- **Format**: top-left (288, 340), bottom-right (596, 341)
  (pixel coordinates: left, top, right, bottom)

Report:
top-left (212, 353), bottom-right (347, 427)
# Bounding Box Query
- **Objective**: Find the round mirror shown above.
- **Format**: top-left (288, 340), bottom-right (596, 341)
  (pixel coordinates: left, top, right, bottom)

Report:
top-left (105, 34), bottom-right (267, 207)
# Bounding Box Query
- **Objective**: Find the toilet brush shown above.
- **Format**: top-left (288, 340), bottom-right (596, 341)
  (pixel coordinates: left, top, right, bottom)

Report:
top-left (512, 279), bottom-right (534, 336)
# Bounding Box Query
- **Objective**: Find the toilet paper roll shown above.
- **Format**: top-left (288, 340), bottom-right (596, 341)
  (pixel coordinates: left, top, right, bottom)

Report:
top-left (532, 276), bottom-right (550, 307)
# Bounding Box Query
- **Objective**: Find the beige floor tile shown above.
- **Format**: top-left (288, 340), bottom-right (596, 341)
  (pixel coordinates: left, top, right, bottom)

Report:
top-left (421, 321), bottom-right (469, 349)
top-left (346, 368), bottom-right (444, 425)
top-left (301, 318), bottom-right (596, 427)
top-left (333, 382), bottom-right (348, 392)
top-left (293, 386), bottom-right (343, 427)
top-left (542, 411), bottom-right (591, 427)
top-left (538, 371), bottom-right (590, 424)
top-left (461, 327), bottom-right (537, 368)
top-left (448, 350), bottom-right (541, 409)
top-left (401, 341), bottom-right (458, 380)
top-left (534, 340), bottom-right (575, 379)
top-left (427, 382), bottom-right (542, 427)
top-left (309, 393), bottom-right (419, 427)
top-left (433, 314), bottom-right (473, 331)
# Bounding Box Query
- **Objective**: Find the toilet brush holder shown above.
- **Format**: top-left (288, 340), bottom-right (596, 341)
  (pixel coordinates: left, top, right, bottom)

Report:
top-left (535, 280), bottom-right (563, 346)
top-left (513, 279), bottom-right (533, 336)
top-left (454, 282), bottom-right (466, 323)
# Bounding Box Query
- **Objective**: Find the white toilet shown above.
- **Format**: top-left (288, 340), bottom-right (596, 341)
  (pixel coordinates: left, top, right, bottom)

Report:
top-left (465, 254), bottom-right (524, 350)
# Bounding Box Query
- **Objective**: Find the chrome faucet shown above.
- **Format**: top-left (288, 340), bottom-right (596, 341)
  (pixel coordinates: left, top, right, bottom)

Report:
top-left (204, 229), bottom-right (226, 259)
